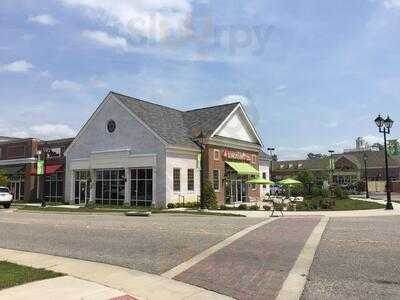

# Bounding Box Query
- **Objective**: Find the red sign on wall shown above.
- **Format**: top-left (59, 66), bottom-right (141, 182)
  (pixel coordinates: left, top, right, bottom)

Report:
top-left (223, 149), bottom-right (252, 162)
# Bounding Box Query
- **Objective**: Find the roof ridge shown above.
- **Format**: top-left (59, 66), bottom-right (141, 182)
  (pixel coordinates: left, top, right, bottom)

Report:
top-left (110, 91), bottom-right (184, 113)
top-left (185, 102), bottom-right (240, 113)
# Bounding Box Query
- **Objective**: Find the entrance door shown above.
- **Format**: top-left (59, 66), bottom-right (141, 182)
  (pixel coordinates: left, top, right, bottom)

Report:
top-left (79, 181), bottom-right (88, 205)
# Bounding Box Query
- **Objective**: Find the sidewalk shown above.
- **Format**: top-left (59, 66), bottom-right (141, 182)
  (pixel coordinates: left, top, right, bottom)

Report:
top-left (0, 276), bottom-right (132, 300)
top-left (0, 248), bottom-right (231, 300)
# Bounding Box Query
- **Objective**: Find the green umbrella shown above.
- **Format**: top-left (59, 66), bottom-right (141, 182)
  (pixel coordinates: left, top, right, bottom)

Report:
top-left (278, 178), bottom-right (302, 197)
top-left (246, 177), bottom-right (275, 185)
top-left (279, 178), bottom-right (302, 185)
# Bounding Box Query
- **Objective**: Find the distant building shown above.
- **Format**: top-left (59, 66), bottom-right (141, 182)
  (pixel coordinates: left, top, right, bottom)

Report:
top-left (271, 150), bottom-right (400, 186)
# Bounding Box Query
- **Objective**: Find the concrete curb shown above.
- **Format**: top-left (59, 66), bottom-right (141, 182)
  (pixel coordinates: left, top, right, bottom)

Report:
top-left (275, 216), bottom-right (330, 300)
top-left (0, 248), bottom-right (232, 300)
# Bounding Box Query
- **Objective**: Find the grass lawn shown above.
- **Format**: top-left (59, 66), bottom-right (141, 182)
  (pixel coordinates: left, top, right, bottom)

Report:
top-left (296, 197), bottom-right (385, 211)
top-left (0, 261), bottom-right (63, 290)
top-left (17, 205), bottom-right (245, 217)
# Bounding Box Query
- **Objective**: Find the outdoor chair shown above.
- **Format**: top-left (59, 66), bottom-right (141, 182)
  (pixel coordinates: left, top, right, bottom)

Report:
top-left (269, 197), bottom-right (286, 217)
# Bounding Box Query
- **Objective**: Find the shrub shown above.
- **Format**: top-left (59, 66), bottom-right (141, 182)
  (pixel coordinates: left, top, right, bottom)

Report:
top-left (219, 204), bottom-right (228, 210)
top-left (263, 205), bottom-right (271, 211)
top-left (0, 171), bottom-right (9, 187)
top-left (333, 186), bottom-right (348, 199)
top-left (202, 180), bottom-right (218, 209)
top-left (238, 204), bottom-right (248, 210)
top-left (249, 204), bottom-right (259, 211)
top-left (167, 203), bottom-right (176, 209)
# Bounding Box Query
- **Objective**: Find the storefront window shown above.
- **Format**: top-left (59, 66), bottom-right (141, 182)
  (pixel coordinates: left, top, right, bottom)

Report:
top-left (44, 172), bottom-right (64, 202)
top-left (131, 168), bottom-right (153, 207)
top-left (173, 168), bottom-right (180, 192)
top-left (187, 169), bottom-right (194, 191)
top-left (213, 170), bottom-right (220, 191)
top-left (9, 175), bottom-right (24, 201)
top-left (95, 169), bottom-right (125, 206)
top-left (74, 170), bottom-right (90, 205)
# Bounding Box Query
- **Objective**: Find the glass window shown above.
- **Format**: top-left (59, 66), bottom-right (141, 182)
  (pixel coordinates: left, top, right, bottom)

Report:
top-left (187, 169), bottom-right (194, 191)
top-left (131, 168), bottom-right (153, 207)
top-left (213, 170), bottom-right (220, 191)
top-left (94, 169), bottom-right (125, 206)
top-left (173, 168), bottom-right (180, 192)
top-left (214, 150), bottom-right (220, 161)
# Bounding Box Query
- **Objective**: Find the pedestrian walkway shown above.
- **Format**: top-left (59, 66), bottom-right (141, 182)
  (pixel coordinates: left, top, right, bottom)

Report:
top-left (174, 217), bottom-right (322, 300)
top-left (0, 248), bottom-right (231, 300)
top-left (0, 276), bottom-right (132, 300)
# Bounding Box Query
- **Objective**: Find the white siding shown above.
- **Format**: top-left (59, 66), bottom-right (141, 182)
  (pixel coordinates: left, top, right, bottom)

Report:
top-left (166, 150), bottom-right (200, 204)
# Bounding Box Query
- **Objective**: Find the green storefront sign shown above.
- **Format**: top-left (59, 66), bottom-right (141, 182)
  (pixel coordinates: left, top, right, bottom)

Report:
top-left (37, 160), bottom-right (44, 175)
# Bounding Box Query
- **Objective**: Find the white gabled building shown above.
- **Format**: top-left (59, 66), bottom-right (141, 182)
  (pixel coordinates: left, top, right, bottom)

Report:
top-left (65, 91), bottom-right (268, 208)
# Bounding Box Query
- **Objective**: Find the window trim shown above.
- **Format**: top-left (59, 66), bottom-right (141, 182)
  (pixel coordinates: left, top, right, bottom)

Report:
top-left (214, 149), bottom-right (220, 161)
top-left (213, 169), bottom-right (220, 192)
top-left (173, 168), bottom-right (181, 192)
top-left (252, 154), bottom-right (257, 164)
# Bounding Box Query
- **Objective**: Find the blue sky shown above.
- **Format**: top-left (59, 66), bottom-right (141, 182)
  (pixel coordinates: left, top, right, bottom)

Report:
top-left (1, 0), bottom-right (400, 159)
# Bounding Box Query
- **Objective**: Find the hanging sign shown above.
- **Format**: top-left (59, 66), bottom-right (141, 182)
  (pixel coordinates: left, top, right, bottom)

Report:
top-left (37, 160), bottom-right (44, 175)
top-left (223, 149), bottom-right (252, 162)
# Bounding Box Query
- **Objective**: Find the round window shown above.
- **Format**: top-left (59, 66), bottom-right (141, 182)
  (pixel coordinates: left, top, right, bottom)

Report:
top-left (107, 120), bottom-right (116, 133)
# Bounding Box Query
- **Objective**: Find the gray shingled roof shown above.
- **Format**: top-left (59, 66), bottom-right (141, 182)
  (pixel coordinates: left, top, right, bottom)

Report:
top-left (112, 92), bottom-right (240, 149)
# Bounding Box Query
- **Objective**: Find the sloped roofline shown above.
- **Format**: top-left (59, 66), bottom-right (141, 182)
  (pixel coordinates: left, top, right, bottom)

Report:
top-left (210, 103), bottom-right (264, 147)
top-left (64, 92), bottom-right (169, 156)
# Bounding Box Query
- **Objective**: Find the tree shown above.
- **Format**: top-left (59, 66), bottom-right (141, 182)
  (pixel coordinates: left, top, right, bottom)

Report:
top-left (202, 180), bottom-right (218, 209)
top-left (0, 171), bottom-right (9, 187)
top-left (296, 169), bottom-right (315, 185)
top-left (271, 154), bottom-right (278, 162)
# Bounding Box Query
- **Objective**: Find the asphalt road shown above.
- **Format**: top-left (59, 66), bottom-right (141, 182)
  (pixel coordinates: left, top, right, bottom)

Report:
top-left (0, 209), bottom-right (262, 274)
top-left (302, 216), bottom-right (400, 299)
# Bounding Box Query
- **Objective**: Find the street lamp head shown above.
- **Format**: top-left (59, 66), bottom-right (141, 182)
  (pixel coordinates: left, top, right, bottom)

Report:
top-left (195, 130), bottom-right (206, 146)
top-left (328, 150), bottom-right (334, 154)
top-left (375, 115), bottom-right (384, 128)
top-left (363, 152), bottom-right (368, 161)
top-left (384, 116), bottom-right (394, 129)
top-left (267, 147), bottom-right (275, 151)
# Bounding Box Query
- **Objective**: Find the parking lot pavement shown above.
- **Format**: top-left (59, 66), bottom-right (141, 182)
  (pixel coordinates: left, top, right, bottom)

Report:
top-left (0, 210), bottom-right (262, 274)
top-left (175, 216), bottom-right (321, 300)
top-left (302, 216), bottom-right (400, 300)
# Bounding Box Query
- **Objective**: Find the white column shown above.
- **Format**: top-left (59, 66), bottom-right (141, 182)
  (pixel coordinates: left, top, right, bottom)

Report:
top-left (152, 167), bottom-right (157, 207)
top-left (89, 169), bottom-right (95, 204)
top-left (124, 167), bottom-right (131, 206)
top-left (70, 171), bottom-right (75, 205)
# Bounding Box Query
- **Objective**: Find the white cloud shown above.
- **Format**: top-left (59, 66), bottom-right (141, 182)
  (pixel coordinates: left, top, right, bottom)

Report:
top-left (325, 121), bottom-right (338, 128)
top-left (30, 124), bottom-right (76, 139)
top-left (28, 14), bottom-right (59, 26)
top-left (0, 60), bottom-right (33, 73)
top-left (82, 30), bottom-right (129, 51)
top-left (60, 0), bottom-right (192, 41)
top-left (384, 0), bottom-right (400, 9)
top-left (362, 135), bottom-right (382, 145)
top-left (219, 95), bottom-right (250, 106)
top-left (51, 80), bottom-right (82, 92)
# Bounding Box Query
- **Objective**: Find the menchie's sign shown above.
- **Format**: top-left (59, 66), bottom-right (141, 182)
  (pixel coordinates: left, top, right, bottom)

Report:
top-left (223, 149), bottom-right (252, 162)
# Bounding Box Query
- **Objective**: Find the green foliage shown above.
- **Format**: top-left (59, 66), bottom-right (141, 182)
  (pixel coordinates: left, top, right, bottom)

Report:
top-left (0, 171), bottom-right (9, 187)
top-left (167, 203), bottom-right (176, 209)
top-left (296, 170), bottom-right (315, 185)
top-left (202, 180), bottom-right (218, 209)
top-left (219, 204), bottom-right (228, 210)
top-left (311, 186), bottom-right (329, 198)
top-left (237, 204), bottom-right (248, 210)
top-left (332, 186), bottom-right (349, 199)
top-left (249, 204), bottom-right (259, 211)
top-left (175, 202), bottom-right (200, 208)
top-left (0, 261), bottom-right (63, 290)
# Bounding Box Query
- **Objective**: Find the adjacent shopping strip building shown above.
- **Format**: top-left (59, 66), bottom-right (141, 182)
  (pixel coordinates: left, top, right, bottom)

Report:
top-left (0, 137), bottom-right (73, 201)
top-left (63, 92), bottom-right (269, 207)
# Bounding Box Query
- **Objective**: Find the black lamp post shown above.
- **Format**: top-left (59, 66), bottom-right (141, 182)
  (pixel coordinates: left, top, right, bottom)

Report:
top-left (195, 131), bottom-right (206, 209)
top-left (363, 152), bottom-right (369, 199)
top-left (374, 114), bottom-right (394, 210)
top-left (38, 142), bottom-right (50, 207)
top-left (267, 147), bottom-right (275, 171)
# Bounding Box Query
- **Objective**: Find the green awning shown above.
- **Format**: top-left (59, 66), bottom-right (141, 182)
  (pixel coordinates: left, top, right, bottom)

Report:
top-left (0, 165), bottom-right (25, 175)
top-left (226, 161), bottom-right (259, 175)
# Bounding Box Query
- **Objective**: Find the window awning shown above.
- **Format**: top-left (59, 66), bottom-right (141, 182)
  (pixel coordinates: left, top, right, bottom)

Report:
top-left (0, 165), bottom-right (25, 175)
top-left (45, 164), bottom-right (63, 175)
top-left (226, 161), bottom-right (259, 175)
